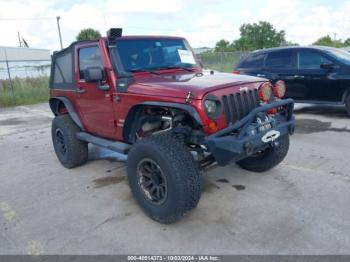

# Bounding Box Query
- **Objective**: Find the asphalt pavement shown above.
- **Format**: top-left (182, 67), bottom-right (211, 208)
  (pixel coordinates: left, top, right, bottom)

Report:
top-left (0, 103), bottom-right (349, 254)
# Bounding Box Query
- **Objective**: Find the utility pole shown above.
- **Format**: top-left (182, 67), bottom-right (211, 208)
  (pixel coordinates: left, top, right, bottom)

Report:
top-left (56, 16), bottom-right (63, 50)
top-left (4, 49), bottom-right (15, 105)
top-left (17, 32), bottom-right (22, 47)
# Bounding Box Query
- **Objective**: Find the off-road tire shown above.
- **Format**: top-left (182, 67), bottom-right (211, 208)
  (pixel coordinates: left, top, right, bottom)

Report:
top-left (346, 94), bottom-right (350, 118)
top-left (126, 133), bottom-right (201, 224)
top-left (236, 135), bottom-right (290, 172)
top-left (51, 115), bottom-right (88, 168)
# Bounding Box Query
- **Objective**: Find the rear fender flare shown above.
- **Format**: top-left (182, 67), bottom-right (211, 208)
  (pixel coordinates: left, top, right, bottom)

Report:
top-left (49, 97), bottom-right (84, 130)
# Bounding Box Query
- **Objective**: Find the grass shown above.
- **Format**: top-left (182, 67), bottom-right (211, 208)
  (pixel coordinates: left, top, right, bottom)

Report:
top-left (0, 76), bottom-right (49, 107)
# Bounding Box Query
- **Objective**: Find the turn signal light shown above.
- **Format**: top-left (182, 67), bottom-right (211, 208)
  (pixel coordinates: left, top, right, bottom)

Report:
top-left (208, 121), bottom-right (218, 132)
top-left (258, 82), bottom-right (272, 102)
top-left (268, 108), bottom-right (278, 114)
top-left (274, 80), bottom-right (286, 98)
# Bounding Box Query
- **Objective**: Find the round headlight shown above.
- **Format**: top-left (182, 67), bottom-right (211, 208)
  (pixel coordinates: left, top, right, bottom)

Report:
top-left (205, 100), bottom-right (217, 114)
top-left (203, 95), bottom-right (221, 119)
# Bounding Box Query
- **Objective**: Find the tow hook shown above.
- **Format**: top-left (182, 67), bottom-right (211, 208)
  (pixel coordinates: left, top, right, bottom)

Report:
top-left (244, 142), bottom-right (254, 155)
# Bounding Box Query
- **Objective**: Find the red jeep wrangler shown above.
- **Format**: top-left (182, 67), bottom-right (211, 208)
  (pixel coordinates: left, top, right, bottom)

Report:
top-left (49, 28), bottom-right (295, 224)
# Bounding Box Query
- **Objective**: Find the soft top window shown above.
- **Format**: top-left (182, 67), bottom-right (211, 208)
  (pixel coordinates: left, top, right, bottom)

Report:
top-left (50, 47), bottom-right (74, 89)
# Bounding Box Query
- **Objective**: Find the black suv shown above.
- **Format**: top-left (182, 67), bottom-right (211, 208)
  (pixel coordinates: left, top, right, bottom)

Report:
top-left (234, 46), bottom-right (350, 116)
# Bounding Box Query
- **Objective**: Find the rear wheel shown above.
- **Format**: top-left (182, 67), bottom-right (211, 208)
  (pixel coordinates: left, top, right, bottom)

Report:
top-left (127, 133), bottom-right (201, 224)
top-left (346, 94), bottom-right (350, 118)
top-left (236, 135), bottom-right (290, 172)
top-left (51, 115), bottom-right (88, 168)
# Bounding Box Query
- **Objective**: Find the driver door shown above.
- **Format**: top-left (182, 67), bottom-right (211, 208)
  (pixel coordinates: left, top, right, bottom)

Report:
top-left (296, 49), bottom-right (339, 101)
top-left (74, 43), bottom-right (116, 139)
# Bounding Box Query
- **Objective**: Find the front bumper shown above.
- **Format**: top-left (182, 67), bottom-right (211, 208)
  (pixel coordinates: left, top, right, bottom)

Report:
top-left (205, 99), bottom-right (295, 166)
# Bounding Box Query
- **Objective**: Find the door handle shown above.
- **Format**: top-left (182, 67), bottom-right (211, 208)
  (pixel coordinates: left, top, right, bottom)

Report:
top-left (257, 74), bottom-right (266, 77)
top-left (293, 75), bottom-right (305, 79)
top-left (76, 88), bottom-right (86, 94)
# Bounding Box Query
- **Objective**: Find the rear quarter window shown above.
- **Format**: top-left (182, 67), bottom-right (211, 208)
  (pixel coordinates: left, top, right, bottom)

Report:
top-left (265, 50), bottom-right (294, 69)
top-left (238, 53), bottom-right (266, 68)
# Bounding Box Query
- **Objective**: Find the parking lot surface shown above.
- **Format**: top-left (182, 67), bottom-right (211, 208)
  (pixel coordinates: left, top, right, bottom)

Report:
top-left (0, 103), bottom-right (349, 255)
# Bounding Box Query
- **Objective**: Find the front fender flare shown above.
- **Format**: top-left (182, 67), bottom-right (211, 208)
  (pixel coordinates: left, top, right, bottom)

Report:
top-left (140, 102), bottom-right (203, 125)
top-left (49, 97), bottom-right (84, 130)
top-left (123, 102), bottom-right (203, 142)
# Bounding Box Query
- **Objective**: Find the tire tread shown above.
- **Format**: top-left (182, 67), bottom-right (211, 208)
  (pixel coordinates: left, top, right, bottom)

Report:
top-left (51, 115), bottom-right (88, 168)
top-left (127, 133), bottom-right (201, 224)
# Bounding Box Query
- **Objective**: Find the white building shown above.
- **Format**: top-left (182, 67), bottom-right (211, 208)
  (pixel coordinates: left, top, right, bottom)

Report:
top-left (0, 46), bottom-right (50, 62)
top-left (0, 46), bottom-right (51, 79)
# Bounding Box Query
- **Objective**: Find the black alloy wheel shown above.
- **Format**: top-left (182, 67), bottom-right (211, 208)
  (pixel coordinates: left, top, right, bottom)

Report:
top-left (137, 158), bottom-right (168, 205)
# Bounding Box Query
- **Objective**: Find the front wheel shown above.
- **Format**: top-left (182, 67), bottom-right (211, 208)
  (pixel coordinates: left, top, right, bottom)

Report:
top-left (236, 135), bottom-right (290, 172)
top-left (126, 133), bottom-right (201, 224)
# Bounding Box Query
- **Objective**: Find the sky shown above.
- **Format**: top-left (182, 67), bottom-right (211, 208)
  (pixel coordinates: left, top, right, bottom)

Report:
top-left (0, 0), bottom-right (349, 52)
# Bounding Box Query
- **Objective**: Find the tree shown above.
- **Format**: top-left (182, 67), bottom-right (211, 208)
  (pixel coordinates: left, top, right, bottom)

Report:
top-left (313, 35), bottom-right (344, 48)
top-left (76, 28), bottom-right (101, 41)
top-left (344, 38), bottom-right (350, 46)
top-left (214, 39), bottom-right (231, 52)
top-left (213, 21), bottom-right (287, 52)
top-left (233, 21), bottom-right (286, 51)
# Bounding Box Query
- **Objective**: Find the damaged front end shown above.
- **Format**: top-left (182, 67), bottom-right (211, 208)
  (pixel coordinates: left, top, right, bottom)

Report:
top-left (205, 98), bottom-right (295, 166)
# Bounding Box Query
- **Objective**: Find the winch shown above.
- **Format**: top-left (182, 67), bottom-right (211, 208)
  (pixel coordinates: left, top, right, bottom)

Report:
top-left (246, 113), bottom-right (275, 136)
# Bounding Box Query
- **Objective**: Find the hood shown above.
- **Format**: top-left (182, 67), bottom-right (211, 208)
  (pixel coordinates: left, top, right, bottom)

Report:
top-left (128, 72), bottom-right (265, 100)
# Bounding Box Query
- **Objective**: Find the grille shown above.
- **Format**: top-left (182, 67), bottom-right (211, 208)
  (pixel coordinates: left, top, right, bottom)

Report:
top-left (222, 89), bottom-right (260, 125)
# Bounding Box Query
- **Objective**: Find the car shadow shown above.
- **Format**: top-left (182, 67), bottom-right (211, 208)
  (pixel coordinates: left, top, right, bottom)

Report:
top-left (294, 103), bottom-right (348, 119)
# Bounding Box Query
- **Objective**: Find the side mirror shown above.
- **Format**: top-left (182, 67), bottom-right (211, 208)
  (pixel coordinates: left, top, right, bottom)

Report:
top-left (83, 67), bottom-right (104, 82)
top-left (320, 62), bottom-right (335, 70)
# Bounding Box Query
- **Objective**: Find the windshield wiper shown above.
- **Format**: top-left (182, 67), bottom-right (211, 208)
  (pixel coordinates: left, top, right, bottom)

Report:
top-left (161, 66), bottom-right (196, 72)
top-left (129, 68), bottom-right (160, 75)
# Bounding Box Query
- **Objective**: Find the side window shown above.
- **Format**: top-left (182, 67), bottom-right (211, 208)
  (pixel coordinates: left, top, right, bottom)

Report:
top-left (265, 50), bottom-right (294, 69)
top-left (53, 51), bottom-right (73, 85)
top-left (298, 50), bottom-right (331, 69)
top-left (239, 53), bottom-right (265, 68)
top-left (78, 46), bottom-right (103, 80)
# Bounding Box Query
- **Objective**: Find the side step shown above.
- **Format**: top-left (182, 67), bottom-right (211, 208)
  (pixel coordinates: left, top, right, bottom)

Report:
top-left (76, 132), bottom-right (131, 154)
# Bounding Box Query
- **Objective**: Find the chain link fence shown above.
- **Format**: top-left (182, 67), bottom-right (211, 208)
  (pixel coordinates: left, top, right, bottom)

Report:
top-left (0, 60), bottom-right (51, 107)
top-left (197, 51), bottom-right (250, 72)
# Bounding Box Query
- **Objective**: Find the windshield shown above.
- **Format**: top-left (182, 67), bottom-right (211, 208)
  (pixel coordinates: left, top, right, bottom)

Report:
top-left (324, 48), bottom-right (350, 65)
top-left (115, 38), bottom-right (198, 72)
